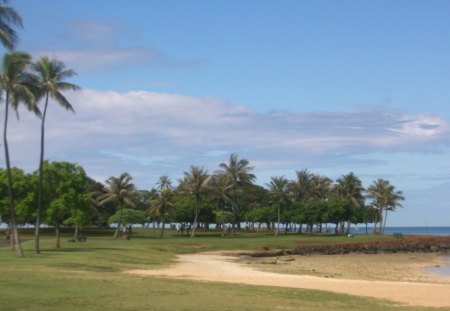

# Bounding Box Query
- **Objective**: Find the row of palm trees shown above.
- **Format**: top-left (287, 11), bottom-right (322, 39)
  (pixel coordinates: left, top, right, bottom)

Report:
top-left (266, 170), bottom-right (404, 235)
top-left (99, 153), bottom-right (404, 239)
top-left (0, 1), bottom-right (79, 256)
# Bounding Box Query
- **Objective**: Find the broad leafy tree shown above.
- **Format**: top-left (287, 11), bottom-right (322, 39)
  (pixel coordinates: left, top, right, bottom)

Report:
top-left (41, 161), bottom-right (89, 248)
top-left (0, 167), bottom-right (36, 226)
top-left (32, 56), bottom-right (79, 253)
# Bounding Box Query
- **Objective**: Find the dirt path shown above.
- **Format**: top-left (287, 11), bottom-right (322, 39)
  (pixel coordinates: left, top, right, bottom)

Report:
top-left (126, 252), bottom-right (450, 308)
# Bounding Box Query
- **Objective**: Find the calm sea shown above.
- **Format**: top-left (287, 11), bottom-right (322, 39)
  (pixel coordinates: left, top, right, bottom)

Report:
top-left (351, 226), bottom-right (450, 236)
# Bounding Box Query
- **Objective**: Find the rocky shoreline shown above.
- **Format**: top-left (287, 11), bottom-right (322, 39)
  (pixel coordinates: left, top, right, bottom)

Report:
top-left (249, 236), bottom-right (450, 257)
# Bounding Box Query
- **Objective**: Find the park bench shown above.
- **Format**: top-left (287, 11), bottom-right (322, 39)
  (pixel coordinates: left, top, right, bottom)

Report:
top-left (393, 233), bottom-right (403, 238)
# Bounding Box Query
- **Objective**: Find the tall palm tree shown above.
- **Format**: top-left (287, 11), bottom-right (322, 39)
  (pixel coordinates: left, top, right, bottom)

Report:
top-left (218, 153), bottom-right (256, 232)
top-left (1, 52), bottom-right (36, 256)
top-left (209, 173), bottom-right (235, 238)
top-left (335, 172), bottom-right (365, 235)
top-left (0, 0), bottom-right (22, 50)
top-left (311, 174), bottom-right (332, 202)
top-left (151, 175), bottom-right (173, 238)
top-left (99, 173), bottom-right (135, 238)
top-left (179, 166), bottom-right (211, 238)
top-left (367, 179), bottom-right (404, 234)
top-left (289, 169), bottom-right (314, 204)
top-left (265, 176), bottom-right (289, 236)
top-left (31, 56), bottom-right (79, 254)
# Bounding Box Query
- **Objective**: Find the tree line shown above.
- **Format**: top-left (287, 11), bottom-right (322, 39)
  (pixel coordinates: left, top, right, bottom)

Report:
top-left (1, 153), bottom-right (405, 246)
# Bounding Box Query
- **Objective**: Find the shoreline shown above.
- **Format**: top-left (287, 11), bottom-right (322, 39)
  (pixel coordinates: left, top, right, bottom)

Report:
top-left (240, 252), bottom-right (450, 284)
top-left (126, 251), bottom-right (450, 307)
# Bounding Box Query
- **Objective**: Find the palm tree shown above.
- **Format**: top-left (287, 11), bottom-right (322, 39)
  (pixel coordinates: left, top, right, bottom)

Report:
top-left (311, 174), bottom-right (332, 202)
top-left (99, 173), bottom-right (135, 238)
top-left (289, 169), bottom-right (314, 203)
top-left (0, 0), bottom-right (22, 50)
top-left (0, 52), bottom-right (36, 256)
top-left (150, 175), bottom-right (173, 237)
top-left (367, 179), bottom-right (404, 234)
top-left (209, 174), bottom-right (235, 237)
top-left (335, 172), bottom-right (365, 235)
top-left (310, 174), bottom-right (332, 233)
top-left (31, 57), bottom-right (79, 253)
top-left (265, 176), bottom-right (289, 236)
top-left (179, 166), bottom-right (211, 238)
top-left (218, 153), bottom-right (256, 232)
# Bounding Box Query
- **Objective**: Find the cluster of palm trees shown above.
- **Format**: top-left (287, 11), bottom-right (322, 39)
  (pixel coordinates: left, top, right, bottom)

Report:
top-left (98, 153), bottom-right (404, 239)
top-left (266, 170), bottom-right (404, 235)
top-left (0, 1), bottom-right (79, 256)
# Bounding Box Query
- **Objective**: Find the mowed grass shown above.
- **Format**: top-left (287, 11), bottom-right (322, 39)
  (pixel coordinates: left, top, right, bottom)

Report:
top-left (0, 229), bottom-right (432, 311)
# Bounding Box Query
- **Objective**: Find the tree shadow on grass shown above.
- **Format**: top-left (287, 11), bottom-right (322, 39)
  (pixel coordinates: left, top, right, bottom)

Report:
top-left (43, 247), bottom-right (122, 252)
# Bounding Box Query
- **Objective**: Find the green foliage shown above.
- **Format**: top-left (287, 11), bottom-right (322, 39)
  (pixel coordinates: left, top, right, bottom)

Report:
top-left (0, 167), bottom-right (36, 224)
top-left (108, 208), bottom-right (146, 226)
top-left (41, 161), bottom-right (90, 227)
top-left (245, 205), bottom-right (276, 223)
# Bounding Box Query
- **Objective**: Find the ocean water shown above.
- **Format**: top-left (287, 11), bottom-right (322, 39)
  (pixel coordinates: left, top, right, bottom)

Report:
top-left (351, 226), bottom-right (450, 236)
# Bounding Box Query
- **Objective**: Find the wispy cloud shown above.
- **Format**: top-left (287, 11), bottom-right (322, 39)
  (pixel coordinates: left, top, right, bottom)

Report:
top-left (3, 89), bottom-right (449, 188)
top-left (30, 20), bottom-right (204, 74)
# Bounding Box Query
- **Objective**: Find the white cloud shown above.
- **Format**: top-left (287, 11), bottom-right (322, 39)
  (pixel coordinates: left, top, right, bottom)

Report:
top-left (31, 48), bottom-right (161, 73)
top-left (2, 89), bottom-right (449, 189)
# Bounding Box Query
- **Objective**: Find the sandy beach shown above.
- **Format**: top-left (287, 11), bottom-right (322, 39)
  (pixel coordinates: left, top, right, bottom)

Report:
top-left (126, 251), bottom-right (450, 307)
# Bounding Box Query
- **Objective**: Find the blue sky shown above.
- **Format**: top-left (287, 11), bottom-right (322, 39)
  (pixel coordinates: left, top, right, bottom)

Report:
top-left (3, 0), bottom-right (450, 226)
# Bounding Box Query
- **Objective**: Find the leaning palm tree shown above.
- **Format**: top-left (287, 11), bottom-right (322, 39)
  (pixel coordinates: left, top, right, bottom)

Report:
top-left (0, 52), bottom-right (37, 257)
top-left (179, 166), bottom-right (211, 238)
top-left (99, 173), bottom-right (135, 238)
top-left (218, 153), bottom-right (256, 232)
top-left (367, 179), bottom-right (404, 234)
top-left (265, 176), bottom-right (289, 236)
top-left (0, 0), bottom-right (22, 50)
top-left (31, 57), bottom-right (79, 253)
top-left (150, 175), bottom-right (173, 238)
top-left (335, 172), bottom-right (365, 235)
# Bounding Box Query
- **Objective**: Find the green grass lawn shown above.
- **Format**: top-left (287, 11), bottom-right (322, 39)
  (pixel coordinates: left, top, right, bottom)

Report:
top-left (0, 228), bottom-right (434, 311)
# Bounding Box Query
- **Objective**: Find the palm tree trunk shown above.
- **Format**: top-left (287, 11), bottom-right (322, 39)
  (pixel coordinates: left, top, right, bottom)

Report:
top-left (191, 197), bottom-right (199, 238)
top-left (113, 204), bottom-right (124, 238)
top-left (373, 209), bottom-right (379, 234)
top-left (73, 224), bottom-right (79, 239)
top-left (35, 93), bottom-right (49, 254)
top-left (382, 210), bottom-right (388, 235)
top-left (275, 203), bottom-right (280, 236)
top-left (3, 97), bottom-right (24, 257)
top-left (378, 211), bottom-right (383, 234)
top-left (160, 206), bottom-right (165, 237)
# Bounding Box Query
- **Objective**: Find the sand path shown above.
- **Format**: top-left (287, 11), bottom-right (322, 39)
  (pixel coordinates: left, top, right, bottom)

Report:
top-left (126, 252), bottom-right (450, 307)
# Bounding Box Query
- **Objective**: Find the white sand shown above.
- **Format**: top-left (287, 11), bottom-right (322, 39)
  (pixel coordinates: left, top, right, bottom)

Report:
top-left (125, 252), bottom-right (450, 307)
